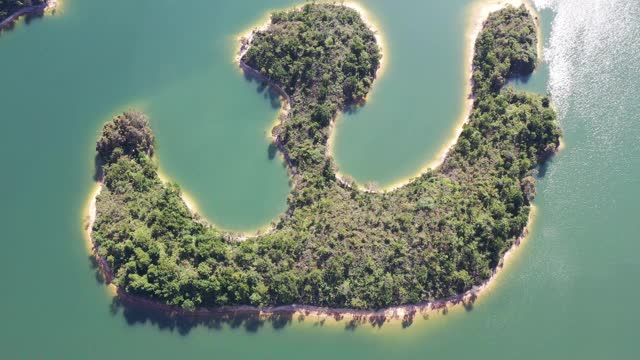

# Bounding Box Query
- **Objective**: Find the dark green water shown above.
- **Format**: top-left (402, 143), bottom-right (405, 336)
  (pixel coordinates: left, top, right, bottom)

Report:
top-left (1, 0), bottom-right (639, 358)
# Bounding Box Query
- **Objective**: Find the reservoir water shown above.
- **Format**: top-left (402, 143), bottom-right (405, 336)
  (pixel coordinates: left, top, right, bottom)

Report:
top-left (1, 0), bottom-right (639, 358)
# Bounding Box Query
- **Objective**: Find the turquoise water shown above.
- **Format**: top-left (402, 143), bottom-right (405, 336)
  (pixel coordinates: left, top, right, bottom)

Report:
top-left (331, 0), bottom-right (469, 187)
top-left (1, 0), bottom-right (639, 358)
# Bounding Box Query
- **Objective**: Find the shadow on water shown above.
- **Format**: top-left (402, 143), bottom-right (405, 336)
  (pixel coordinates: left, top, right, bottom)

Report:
top-left (238, 68), bottom-right (290, 164)
top-left (93, 154), bottom-right (105, 181)
top-left (108, 297), bottom-right (298, 336)
top-left (86, 256), bottom-right (300, 335)
top-left (87, 225), bottom-right (479, 335)
top-left (88, 255), bottom-right (108, 286)
top-left (463, 293), bottom-right (477, 312)
top-left (267, 143), bottom-right (277, 160)
top-left (536, 151), bottom-right (558, 178)
top-left (342, 103), bottom-right (364, 116)
top-left (0, 8), bottom-right (47, 34)
top-left (243, 70), bottom-right (282, 110)
top-left (100, 284), bottom-right (479, 334)
top-left (506, 73), bottom-right (532, 87)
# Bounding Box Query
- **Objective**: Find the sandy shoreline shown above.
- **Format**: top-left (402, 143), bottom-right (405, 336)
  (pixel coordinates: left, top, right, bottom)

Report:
top-left (233, 1), bottom-right (388, 228)
top-left (331, 0), bottom-right (540, 193)
top-left (157, 171), bottom-right (275, 239)
top-left (236, 1), bottom-right (387, 195)
top-left (86, 177), bottom-right (538, 324)
top-left (84, 1), bottom-right (552, 326)
top-left (343, 2), bottom-right (386, 80)
top-left (325, 2), bottom-right (387, 192)
top-left (83, 182), bottom-right (117, 297)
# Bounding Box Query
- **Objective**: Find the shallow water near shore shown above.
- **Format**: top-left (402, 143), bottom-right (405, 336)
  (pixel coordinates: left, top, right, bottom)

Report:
top-left (1, 0), bottom-right (640, 358)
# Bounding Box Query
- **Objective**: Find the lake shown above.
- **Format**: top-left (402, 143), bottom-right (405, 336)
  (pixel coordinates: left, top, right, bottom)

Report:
top-left (0, 0), bottom-right (638, 358)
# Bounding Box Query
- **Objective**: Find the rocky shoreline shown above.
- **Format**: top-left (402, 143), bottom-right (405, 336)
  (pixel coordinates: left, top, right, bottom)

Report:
top-left (0, 0), bottom-right (56, 29)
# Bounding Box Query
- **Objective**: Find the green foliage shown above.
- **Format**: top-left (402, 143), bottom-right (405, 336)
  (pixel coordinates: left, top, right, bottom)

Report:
top-left (93, 4), bottom-right (560, 311)
top-left (243, 4), bottom-right (380, 173)
top-left (96, 111), bottom-right (155, 163)
top-left (472, 5), bottom-right (537, 95)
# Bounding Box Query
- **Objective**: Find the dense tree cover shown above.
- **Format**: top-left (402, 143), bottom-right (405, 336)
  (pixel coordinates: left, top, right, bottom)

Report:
top-left (0, 0), bottom-right (46, 22)
top-left (93, 4), bottom-right (560, 311)
top-left (243, 4), bottom-right (380, 175)
top-left (96, 111), bottom-right (155, 163)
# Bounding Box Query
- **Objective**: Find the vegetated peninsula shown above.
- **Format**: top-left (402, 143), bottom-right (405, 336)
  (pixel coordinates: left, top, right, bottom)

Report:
top-left (0, 0), bottom-right (52, 27)
top-left (91, 4), bottom-right (560, 313)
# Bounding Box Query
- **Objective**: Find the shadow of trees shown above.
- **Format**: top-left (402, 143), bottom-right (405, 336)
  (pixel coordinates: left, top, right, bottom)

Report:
top-left (93, 154), bottom-right (104, 181)
top-left (508, 73), bottom-right (532, 85)
top-left (88, 247), bottom-right (480, 335)
top-left (108, 297), bottom-right (297, 336)
top-left (0, 6), bottom-right (47, 34)
top-left (267, 143), bottom-right (277, 160)
top-left (243, 69), bottom-right (282, 110)
top-left (101, 286), bottom-right (480, 335)
top-left (86, 196), bottom-right (480, 336)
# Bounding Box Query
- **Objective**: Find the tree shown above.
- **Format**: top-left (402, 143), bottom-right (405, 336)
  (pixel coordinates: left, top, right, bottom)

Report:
top-left (96, 111), bottom-right (155, 163)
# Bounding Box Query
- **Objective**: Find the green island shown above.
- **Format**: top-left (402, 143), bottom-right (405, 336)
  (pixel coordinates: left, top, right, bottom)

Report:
top-left (91, 3), bottom-right (560, 312)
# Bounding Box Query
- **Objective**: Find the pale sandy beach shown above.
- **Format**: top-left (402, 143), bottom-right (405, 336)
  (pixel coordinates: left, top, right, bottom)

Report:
top-left (332, 0), bottom-right (539, 193)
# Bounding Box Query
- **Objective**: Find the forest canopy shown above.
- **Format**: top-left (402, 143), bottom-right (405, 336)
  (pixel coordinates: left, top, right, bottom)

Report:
top-left (92, 4), bottom-right (560, 311)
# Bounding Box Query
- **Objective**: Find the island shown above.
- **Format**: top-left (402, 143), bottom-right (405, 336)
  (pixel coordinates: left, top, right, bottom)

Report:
top-left (89, 3), bottom-right (560, 318)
